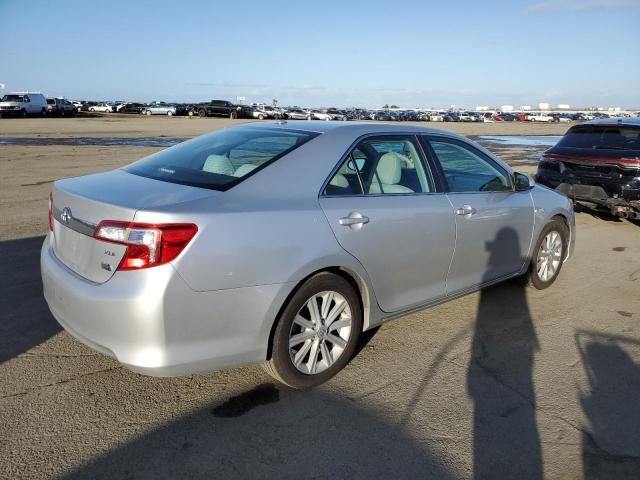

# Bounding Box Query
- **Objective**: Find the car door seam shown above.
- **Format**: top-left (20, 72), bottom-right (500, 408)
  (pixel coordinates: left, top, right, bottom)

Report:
top-left (443, 193), bottom-right (458, 294)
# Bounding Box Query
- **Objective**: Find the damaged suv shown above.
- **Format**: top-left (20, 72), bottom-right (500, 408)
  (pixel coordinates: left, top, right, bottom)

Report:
top-left (535, 118), bottom-right (640, 219)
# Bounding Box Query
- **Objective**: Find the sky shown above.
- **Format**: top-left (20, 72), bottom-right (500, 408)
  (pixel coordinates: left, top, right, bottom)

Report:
top-left (1, 0), bottom-right (639, 108)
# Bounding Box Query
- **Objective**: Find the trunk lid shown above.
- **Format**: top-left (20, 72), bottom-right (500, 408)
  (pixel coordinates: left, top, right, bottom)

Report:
top-left (51, 169), bottom-right (217, 283)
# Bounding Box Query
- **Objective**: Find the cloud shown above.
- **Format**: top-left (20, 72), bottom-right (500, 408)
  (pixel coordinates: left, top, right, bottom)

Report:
top-left (527, 0), bottom-right (640, 13)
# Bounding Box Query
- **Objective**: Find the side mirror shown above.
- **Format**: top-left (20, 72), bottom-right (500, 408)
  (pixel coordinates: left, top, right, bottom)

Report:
top-left (514, 172), bottom-right (535, 191)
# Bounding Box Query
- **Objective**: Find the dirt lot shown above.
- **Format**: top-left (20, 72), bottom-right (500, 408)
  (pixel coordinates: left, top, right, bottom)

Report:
top-left (1, 117), bottom-right (639, 479)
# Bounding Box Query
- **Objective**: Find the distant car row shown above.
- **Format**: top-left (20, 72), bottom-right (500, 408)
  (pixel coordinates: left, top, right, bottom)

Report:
top-left (0, 93), bottom-right (635, 122)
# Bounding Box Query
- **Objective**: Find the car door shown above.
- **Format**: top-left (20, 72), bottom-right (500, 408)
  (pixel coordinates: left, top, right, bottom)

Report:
top-left (423, 136), bottom-right (534, 294)
top-left (319, 134), bottom-right (455, 313)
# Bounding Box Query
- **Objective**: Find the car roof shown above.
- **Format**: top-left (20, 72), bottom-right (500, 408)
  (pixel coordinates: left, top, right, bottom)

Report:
top-left (579, 117), bottom-right (640, 127)
top-left (237, 120), bottom-right (465, 139)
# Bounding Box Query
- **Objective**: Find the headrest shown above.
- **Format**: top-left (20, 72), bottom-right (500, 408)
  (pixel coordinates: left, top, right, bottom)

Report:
top-left (329, 173), bottom-right (350, 188)
top-left (234, 163), bottom-right (257, 177)
top-left (376, 152), bottom-right (403, 185)
top-left (202, 154), bottom-right (234, 176)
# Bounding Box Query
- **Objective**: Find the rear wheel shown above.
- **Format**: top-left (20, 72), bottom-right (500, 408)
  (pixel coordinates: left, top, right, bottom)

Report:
top-left (264, 272), bottom-right (362, 389)
top-left (229, 110), bottom-right (238, 119)
top-left (198, 109), bottom-right (207, 117)
top-left (524, 219), bottom-right (568, 289)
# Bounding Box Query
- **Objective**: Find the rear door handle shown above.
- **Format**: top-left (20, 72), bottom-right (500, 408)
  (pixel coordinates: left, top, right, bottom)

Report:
top-left (338, 212), bottom-right (369, 230)
top-left (456, 205), bottom-right (477, 216)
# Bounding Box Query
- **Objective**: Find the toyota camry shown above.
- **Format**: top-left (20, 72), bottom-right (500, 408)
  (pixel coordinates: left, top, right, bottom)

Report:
top-left (42, 121), bottom-right (575, 388)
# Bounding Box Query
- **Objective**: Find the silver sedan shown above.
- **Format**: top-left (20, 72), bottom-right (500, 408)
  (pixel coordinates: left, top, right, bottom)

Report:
top-left (41, 122), bottom-right (575, 388)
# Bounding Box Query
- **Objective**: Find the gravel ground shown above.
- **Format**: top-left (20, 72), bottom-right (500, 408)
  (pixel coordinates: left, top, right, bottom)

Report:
top-left (1, 117), bottom-right (639, 479)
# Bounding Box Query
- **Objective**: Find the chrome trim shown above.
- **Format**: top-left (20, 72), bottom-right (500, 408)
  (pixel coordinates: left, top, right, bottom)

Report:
top-left (52, 206), bottom-right (97, 237)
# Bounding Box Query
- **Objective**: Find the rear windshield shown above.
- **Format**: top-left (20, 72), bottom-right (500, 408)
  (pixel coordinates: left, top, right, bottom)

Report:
top-left (126, 127), bottom-right (319, 191)
top-left (557, 125), bottom-right (640, 151)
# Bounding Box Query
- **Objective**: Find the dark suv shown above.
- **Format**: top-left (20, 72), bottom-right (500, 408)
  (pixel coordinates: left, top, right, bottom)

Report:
top-left (190, 100), bottom-right (253, 119)
top-left (46, 98), bottom-right (76, 116)
top-left (535, 118), bottom-right (640, 219)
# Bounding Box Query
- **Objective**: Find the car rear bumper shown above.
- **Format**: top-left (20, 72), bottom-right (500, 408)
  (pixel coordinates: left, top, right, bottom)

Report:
top-left (41, 234), bottom-right (292, 376)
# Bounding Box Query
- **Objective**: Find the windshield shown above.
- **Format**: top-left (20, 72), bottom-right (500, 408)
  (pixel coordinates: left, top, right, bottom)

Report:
top-left (126, 127), bottom-right (319, 191)
top-left (2, 95), bottom-right (24, 102)
top-left (557, 125), bottom-right (640, 151)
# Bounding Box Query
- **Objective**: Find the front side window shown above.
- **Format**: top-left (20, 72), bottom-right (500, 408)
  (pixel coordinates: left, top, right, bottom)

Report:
top-left (324, 135), bottom-right (433, 196)
top-left (126, 127), bottom-right (318, 191)
top-left (429, 138), bottom-right (512, 193)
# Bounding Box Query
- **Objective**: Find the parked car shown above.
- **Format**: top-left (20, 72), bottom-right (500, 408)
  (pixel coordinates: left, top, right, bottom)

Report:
top-left (252, 105), bottom-right (282, 120)
top-left (327, 109), bottom-right (347, 121)
top-left (550, 113), bottom-right (572, 123)
top-left (42, 122), bottom-right (574, 389)
top-left (119, 103), bottom-right (147, 114)
top-left (89, 103), bottom-right (113, 113)
top-left (191, 100), bottom-right (252, 119)
top-left (429, 112), bottom-right (445, 122)
top-left (309, 109), bottom-right (332, 121)
top-left (529, 112), bottom-right (555, 122)
top-left (535, 118), bottom-right (640, 219)
top-left (0, 92), bottom-right (48, 117)
top-left (144, 103), bottom-right (178, 116)
top-left (46, 98), bottom-right (76, 116)
top-left (285, 108), bottom-right (311, 120)
top-left (71, 101), bottom-right (84, 110)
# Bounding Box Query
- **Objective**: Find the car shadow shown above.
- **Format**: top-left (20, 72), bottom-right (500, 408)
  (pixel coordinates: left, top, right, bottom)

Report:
top-left (576, 330), bottom-right (640, 478)
top-left (61, 384), bottom-right (454, 480)
top-left (467, 227), bottom-right (543, 479)
top-left (0, 235), bottom-right (60, 363)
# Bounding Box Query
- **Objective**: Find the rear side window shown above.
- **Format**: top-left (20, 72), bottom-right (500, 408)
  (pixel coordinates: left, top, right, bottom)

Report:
top-left (557, 126), bottom-right (640, 151)
top-left (126, 127), bottom-right (318, 191)
top-left (324, 135), bottom-right (433, 196)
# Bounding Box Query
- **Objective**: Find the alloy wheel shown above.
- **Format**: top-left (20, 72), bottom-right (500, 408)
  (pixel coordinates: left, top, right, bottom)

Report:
top-left (288, 290), bottom-right (352, 375)
top-left (536, 230), bottom-right (563, 282)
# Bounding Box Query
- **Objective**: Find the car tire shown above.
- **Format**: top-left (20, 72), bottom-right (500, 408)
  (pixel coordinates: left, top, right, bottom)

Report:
top-left (264, 272), bottom-right (362, 389)
top-left (167, 111), bottom-right (173, 116)
top-left (21, 109), bottom-right (27, 118)
top-left (523, 219), bottom-right (568, 290)
top-left (258, 114), bottom-right (264, 120)
top-left (229, 110), bottom-right (238, 119)
top-left (146, 110), bottom-right (151, 116)
top-left (198, 109), bottom-right (207, 117)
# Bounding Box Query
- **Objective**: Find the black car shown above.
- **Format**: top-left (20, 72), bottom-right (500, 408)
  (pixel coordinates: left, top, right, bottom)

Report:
top-left (119, 102), bottom-right (147, 114)
top-left (190, 100), bottom-right (253, 119)
top-left (535, 118), bottom-right (640, 219)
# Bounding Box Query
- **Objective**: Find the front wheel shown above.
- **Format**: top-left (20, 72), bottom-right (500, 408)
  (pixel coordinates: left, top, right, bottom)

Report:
top-left (263, 272), bottom-right (362, 389)
top-left (229, 110), bottom-right (237, 119)
top-left (524, 219), bottom-right (568, 289)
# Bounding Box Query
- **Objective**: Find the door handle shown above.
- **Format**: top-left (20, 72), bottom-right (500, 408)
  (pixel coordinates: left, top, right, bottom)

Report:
top-left (456, 205), bottom-right (477, 216)
top-left (338, 212), bottom-right (369, 230)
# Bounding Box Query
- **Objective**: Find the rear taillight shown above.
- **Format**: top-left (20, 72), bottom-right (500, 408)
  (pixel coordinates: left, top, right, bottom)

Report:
top-left (94, 221), bottom-right (198, 270)
top-left (48, 192), bottom-right (53, 231)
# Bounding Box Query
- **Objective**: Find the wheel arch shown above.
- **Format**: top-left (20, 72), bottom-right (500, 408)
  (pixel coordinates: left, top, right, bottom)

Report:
top-left (264, 265), bottom-right (373, 361)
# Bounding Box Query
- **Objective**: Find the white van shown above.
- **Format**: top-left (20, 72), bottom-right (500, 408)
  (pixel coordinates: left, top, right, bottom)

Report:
top-left (0, 92), bottom-right (48, 117)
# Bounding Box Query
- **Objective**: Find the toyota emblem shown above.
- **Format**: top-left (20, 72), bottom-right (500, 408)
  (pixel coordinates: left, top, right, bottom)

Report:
top-left (60, 207), bottom-right (72, 224)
